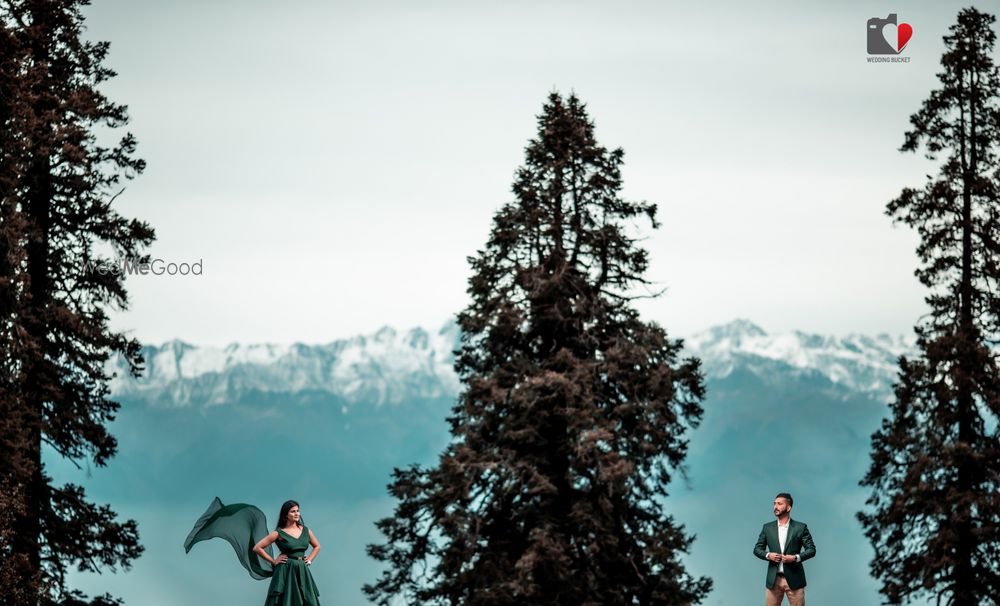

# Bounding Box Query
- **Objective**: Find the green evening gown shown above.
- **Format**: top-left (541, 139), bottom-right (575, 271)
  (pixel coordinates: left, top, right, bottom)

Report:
top-left (184, 497), bottom-right (321, 606)
top-left (266, 524), bottom-right (321, 606)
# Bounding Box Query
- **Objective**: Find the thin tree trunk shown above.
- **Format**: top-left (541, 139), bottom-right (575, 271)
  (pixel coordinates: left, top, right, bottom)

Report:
top-left (954, 53), bottom-right (977, 606)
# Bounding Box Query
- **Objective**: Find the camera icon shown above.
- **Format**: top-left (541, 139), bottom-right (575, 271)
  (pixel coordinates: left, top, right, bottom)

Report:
top-left (868, 14), bottom-right (912, 55)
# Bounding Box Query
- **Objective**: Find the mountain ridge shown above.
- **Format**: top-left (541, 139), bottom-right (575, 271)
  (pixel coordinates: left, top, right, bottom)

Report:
top-left (107, 318), bottom-right (915, 408)
top-left (74, 318), bottom-right (922, 606)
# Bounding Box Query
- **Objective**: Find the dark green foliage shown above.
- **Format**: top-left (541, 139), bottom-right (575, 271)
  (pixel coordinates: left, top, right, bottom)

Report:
top-left (364, 92), bottom-right (711, 605)
top-left (0, 0), bottom-right (153, 604)
top-left (859, 7), bottom-right (1000, 606)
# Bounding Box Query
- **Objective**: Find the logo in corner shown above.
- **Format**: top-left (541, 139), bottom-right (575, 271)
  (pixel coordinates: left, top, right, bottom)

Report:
top-left (868, 13), bottom-right (913, 55)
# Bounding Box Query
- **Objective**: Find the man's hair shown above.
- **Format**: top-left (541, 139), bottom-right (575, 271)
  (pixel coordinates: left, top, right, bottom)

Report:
top-left (775, 492), bottom-right (794, 507)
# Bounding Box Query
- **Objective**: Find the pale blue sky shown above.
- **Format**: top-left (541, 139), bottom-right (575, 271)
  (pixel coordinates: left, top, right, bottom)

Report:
top-left (82, 0), bottom-right (976, 346)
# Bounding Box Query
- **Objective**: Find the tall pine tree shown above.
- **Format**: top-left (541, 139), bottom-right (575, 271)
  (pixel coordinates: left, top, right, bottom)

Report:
top-left (858, 7), bottom-right (1000, 606)
top-left (365, 92), bottom-right (711, 605)
top-left (0, 7), bottom-right (34, 602)
top-left (0, 1), bottom-right (154, 604)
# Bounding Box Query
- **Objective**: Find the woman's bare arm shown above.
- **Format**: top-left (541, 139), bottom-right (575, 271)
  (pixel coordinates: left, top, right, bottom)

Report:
top-left (253, 531), bottom-right (286, 565)
top-left (305, 528), bottom-right (321, 564)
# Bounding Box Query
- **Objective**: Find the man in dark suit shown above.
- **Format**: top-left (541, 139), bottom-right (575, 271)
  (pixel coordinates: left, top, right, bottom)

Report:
top-left (752, 492), bottom-right (816, 605)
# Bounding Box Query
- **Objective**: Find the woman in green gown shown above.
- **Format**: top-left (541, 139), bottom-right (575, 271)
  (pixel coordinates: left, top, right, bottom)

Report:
top-left (184, 497), bottom-right (322, 606)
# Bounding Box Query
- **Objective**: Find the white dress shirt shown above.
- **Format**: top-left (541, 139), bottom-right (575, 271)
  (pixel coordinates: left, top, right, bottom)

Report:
top-left (775, 518), bottom-right (801, 573)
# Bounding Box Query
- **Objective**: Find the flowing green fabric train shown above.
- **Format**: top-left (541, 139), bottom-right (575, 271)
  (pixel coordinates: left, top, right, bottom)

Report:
top-left (184, 496), bottom-right (275, 579)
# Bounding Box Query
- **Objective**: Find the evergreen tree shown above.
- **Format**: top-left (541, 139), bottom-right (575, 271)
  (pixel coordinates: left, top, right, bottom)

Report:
top-left (0, 9), bottom-right (35, 603)
top-left (858, 7), bottom-right (1000, 606)
top-left (0, 1), bottom-right (154, 604)
top-left (365, 92), bottom-right (711, 605)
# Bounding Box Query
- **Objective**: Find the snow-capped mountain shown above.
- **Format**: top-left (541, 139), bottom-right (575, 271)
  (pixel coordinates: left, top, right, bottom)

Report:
top-left (107, 318), bottom-right (915, 408)
top-left (684, 318), bottom-right (915, 396)
top-left (88, 319), bottom-right (919, 606)
top-left (108, 320), bottom-right (462, 408)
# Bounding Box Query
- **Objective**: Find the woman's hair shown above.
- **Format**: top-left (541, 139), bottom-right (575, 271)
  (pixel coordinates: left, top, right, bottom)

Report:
top-left (276, 499), bottom-right (304, 529)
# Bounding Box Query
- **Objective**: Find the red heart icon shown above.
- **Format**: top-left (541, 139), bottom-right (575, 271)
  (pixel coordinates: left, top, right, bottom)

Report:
top-left (898, 23), bottom-right (913, 52)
